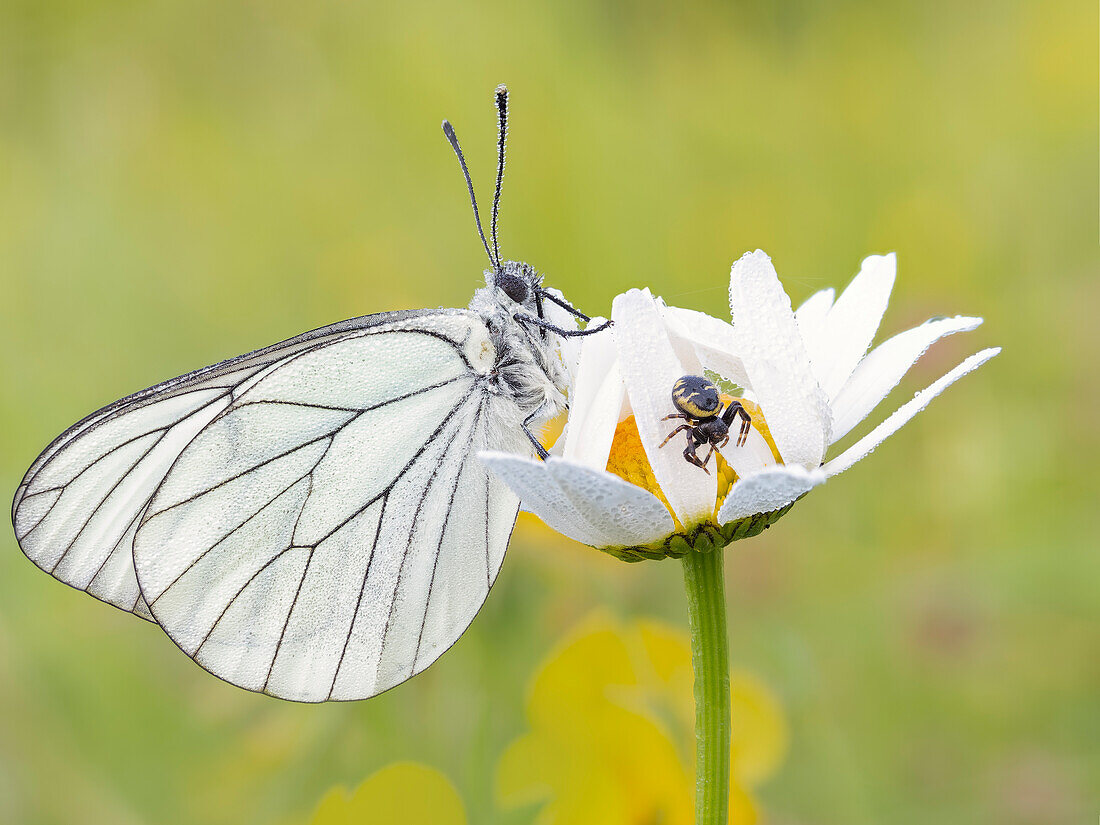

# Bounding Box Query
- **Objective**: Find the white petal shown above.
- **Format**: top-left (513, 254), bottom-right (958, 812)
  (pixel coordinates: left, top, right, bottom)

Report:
top-left (728, 250), bottom-right (832, 467)
top-left (794, 287), bottom-right (835, 361)
top-left (547, 458), bottom-right (674, 545)
top-left (478, 452), bottom-right (673, 547)
top-left (547, 425), bottom-right (568, 458)
top-left (479, 452), bottom-right (606, 547)
top-left (823, 347), bottom-right (1000, 478)
top-left (814, 253), bottom-right (896, 399)
top-left (830, 315), bottom-right (983, 442)
top-left (655, 302), bottom-right (706, 378)
top-left (561, 319), bottom-right (624, 471)
top-left (660, 305), bottom-right (751, 388)
top-left (717, 465), bottom-right (826, 522)
top-left (612, 289), bottom-right (717, 526)
top-left (717, 426), bottom-right (778, 479)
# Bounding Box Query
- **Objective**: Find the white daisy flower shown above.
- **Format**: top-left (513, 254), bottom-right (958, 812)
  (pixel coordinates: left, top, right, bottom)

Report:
top-left (481, 250), bottom-right (999, 561)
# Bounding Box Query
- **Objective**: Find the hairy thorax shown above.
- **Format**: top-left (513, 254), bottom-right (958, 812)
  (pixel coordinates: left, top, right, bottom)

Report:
top-left (469, 287), bottom-right (570, 424)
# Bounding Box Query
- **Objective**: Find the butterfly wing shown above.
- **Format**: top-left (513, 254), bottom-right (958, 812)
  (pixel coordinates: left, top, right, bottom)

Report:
top-left (12, 310), bottom-right (523, 683)
top-left (129, 311), bottom-right (525, 701)
top-left (12, 312), bottom-right (433, 619)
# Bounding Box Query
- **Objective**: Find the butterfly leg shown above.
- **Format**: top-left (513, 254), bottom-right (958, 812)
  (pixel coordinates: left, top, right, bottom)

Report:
top-left (536, 289), bottom-right (591, 322)
top-left (521, 402), bottom-right (558, 461)
top-left (522, 421), bottom-right (550, 460)
top-left (517, 314), bottom-right (613, 338)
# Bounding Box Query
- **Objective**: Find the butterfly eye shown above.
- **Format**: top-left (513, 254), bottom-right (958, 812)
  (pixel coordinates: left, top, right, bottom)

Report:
top-left (495, 269), bottom-right (530, 303)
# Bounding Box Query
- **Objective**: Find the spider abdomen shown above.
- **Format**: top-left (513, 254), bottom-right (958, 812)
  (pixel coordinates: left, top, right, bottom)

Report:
top-left (671, 375), bottom-right (721, 419)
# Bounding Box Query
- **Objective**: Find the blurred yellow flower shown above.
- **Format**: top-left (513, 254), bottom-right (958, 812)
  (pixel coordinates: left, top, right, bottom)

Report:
top-left (307, 762), bottom-right (466, 825)
top-left (497, 614), bottom-right (787, 825)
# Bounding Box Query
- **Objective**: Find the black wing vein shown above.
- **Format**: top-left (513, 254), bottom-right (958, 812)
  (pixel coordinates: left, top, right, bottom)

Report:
top-left (148, 449), bottom-right (330, 608)
top-left (308, 386), bottom-right (477, 549)
top-left (375, 408), bottom-right (473, 663)
top-left (327, 491), bottom-right (389, 700)
top-left (413, 396), bottom-right (489, 670)
top-left (49, 430), bottom-right (169, 573)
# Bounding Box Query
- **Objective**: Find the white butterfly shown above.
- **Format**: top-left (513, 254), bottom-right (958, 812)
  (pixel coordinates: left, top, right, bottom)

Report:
top-left (11, 85), bottom-right (609, 702)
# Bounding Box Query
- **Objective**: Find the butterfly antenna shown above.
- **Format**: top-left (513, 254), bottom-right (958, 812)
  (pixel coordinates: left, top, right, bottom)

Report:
top-left (442, 119), bottom-right (495, 269)
top-left (490, 84), bottom-right (508, 268)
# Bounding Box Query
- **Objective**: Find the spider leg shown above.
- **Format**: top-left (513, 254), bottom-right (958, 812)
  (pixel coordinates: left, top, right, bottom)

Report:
top-left (683, 432), bottom-right (710, 474)
top-left (723, 402), bottom-right (753, 447)
top-left (659, 424), bottom-right (693, 449)
top-left (721, 401), bottom-right (739, 427)
top-left (736, 406), bottom-right (752, 447)
top-left (662, 413), bottom-right (690, 422)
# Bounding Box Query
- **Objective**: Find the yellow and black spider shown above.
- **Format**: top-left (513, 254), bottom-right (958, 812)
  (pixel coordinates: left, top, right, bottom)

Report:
top-left (659, 375), bottom-right (752, 473)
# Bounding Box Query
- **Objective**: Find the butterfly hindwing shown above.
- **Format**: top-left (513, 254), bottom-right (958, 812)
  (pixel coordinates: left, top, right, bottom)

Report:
top-left (129, 312), bottom-right (524, 701)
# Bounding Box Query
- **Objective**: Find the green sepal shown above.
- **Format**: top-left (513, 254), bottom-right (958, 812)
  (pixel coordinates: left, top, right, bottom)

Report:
top-left (668, 535), bottom-right (692, 558)
top-left (596, 498), bottom-right (801, 563)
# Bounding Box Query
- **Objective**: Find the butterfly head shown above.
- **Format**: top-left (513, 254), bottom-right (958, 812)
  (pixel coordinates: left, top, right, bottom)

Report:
top-left (490, 260), bottom-right (541, 307)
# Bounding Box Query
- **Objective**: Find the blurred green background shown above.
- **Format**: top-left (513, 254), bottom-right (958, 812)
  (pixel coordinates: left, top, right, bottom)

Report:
top-left (1, 1), bottom-right (1095, 823)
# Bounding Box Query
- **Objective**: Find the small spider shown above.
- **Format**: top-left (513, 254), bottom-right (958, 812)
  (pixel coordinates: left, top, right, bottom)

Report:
top-left (658, 375), bottom-right (752, 473)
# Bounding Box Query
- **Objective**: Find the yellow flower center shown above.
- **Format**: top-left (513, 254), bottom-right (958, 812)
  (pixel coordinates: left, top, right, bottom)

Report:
top-left (604, 396), bottom-right (782, 523)
top-left (606, 415), bottom-right (680, 526)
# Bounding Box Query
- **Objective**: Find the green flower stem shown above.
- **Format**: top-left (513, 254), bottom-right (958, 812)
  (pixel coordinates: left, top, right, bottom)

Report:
top-left (681, 545), bottom-right (731, 825)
